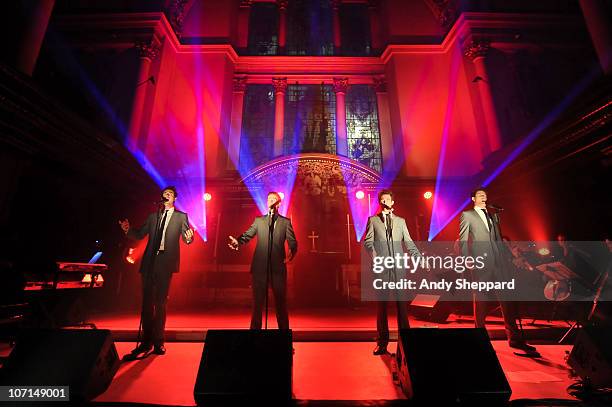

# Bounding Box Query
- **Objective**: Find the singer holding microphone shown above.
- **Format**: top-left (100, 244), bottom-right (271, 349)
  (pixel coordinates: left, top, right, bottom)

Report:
top-left (459, 187), bottom-right (538, 356)
top-left (118, 186), bottom-right (194, 359)
top-left (228, 192), bottom-right (297, 329)
top-left (363, 189), bottom-right (422, 355)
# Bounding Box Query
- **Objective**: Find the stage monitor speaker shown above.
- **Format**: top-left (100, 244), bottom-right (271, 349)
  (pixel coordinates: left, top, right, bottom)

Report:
top-left (0, 329), bottom-right (119, 401)
top-left (194, 329), bottom-right (292, 406)
top-left (409, 294), bottom-right (451, 323)
top-left (397, 328), bottom-right (511, 405)
top-left (568, 324), bottom-right (612, 387)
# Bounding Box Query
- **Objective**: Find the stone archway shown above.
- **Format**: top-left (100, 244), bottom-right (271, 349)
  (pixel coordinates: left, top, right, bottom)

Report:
top-left (242, 153), bottom-right (381, 254)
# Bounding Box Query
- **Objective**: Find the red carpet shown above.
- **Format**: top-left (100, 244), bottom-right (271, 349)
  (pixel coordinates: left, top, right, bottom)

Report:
top-left (94, 341), bottom-right (575, 405)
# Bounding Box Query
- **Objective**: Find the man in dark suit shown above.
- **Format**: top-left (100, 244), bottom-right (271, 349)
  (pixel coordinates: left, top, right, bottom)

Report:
top-left (459, 187), bottom-right (537, 354)
top-left (119, 186), bottom-right (193, 358)
top-left (364, 189), bottom-right (421, 355)
top-left (228, 192), bottom-right (298, 329)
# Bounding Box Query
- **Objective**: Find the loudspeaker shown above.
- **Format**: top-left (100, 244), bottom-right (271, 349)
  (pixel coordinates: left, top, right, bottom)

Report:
top-left (409, 294), bottom-right (451, 323)
top-left (397, 328), bottom-right (511, 405)
top-left (568, 325), bottom-right (612, 387)
top-left (194, 329), bottom-right (292, 406)
top-left (0, 329), bottom-right (119, 401)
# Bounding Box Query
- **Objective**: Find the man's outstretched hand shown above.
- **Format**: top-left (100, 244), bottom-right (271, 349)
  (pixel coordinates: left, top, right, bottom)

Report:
top-left (118, 219), bottom-right (130, 234)
top-left (228, 235), bottom-right (239, 250)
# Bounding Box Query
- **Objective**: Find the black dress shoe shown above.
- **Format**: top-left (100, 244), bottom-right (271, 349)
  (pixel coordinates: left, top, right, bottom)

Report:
top-left (153, 345), bottom-right (166, 355)
top-left (509, 340), bottom-right (537, 353)
top-left (373, 345), bottom-right (388, 355)
top-left (123, 343), bottom-right (152, 361)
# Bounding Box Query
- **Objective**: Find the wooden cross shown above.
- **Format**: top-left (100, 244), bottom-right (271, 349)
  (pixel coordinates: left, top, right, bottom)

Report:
top-left (308, 230), bottom-right (320, 252)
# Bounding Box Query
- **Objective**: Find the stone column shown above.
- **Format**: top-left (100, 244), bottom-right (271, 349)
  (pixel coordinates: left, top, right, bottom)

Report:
top-left (272, 77), bottom-right (288, 157)
top-left (278, 0), bottom-right (288, 53)
top-left (579, 0), bottom-right (612, 74)
top-left (332, 0), bottom-right (342, 54)
top-left (373, 77), bottom-right (394, 173)
top-left (237, 0), bottom-right (252, 49)
top-left (15, 0), bottom-right (55, 75)
top-left (464, 39), bottom-right (502, 152)
top-left (333, 77), bottom-right (349, 156)
top-left (228, 76), bottom-right (248, 170)
top-left (128, 41), bottom-right (160, 151)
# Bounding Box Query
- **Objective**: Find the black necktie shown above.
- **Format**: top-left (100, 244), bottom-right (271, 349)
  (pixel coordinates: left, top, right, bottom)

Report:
top-left (385, 214), bottom-right (393, 240)
top-left (155, 210), bottom-right (168, 250)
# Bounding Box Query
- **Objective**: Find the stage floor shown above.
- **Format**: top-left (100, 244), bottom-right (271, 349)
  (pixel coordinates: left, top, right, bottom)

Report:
top-left (90, 307), bottom-right (571, 342)
top-left (94, 341), bottom-right (577, 405)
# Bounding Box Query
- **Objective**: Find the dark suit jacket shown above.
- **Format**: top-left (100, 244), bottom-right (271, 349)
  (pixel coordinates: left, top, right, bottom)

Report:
top-left (128, 209), bottom-right (192, 274)
top-left (238, 214), bottom-right (298, 277)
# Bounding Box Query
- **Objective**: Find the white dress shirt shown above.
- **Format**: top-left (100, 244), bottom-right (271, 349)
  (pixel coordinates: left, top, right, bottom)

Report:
top-left (158, 207), bottom-right (174, 251)
top-left (474, 206), bottom-right (490, 231)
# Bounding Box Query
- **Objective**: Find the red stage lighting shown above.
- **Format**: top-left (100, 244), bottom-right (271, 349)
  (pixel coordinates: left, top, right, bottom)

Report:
top-left (203, 192), bottom-right (212, 201)
top-left (423, 191), bottom-right (433, 200)
top-left (355, 190), bottom-right (365, 200)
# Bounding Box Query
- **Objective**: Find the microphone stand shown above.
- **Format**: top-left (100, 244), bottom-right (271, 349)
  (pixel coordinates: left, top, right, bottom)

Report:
top-left (132, 204), bottom-right (163, 356)
top-left (264, 207), bottom-right (276, 330)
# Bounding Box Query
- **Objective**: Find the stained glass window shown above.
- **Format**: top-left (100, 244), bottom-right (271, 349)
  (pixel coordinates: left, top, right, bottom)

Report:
top-left (247, 3), bottom-right (279, 55)
top-left (286, 0), bottom-right (334, 56)
top-left (346, 85), bottom-right (382, 172)
top-left (340, 3), bottom-right (371, 56)
top-left (239, 85), bottom-right (275, 172)
top-left (284, 84), bottom-right (336, 155)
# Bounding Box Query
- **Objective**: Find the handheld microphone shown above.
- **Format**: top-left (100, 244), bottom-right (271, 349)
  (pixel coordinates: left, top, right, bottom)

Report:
top-left (487, 203), bottom-right (504, 211)
top-left (154, 197), bottom-right (169, 205)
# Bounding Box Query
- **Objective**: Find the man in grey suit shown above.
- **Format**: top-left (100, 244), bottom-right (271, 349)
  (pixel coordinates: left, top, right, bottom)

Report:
top-left (364, 189), bottom-right (421, 355)
top-left (229, 192), bottom-right (298, 329)
top-left (459, 187), bottom-right (537, 354)
top-left (119, 186), bottom-right (194, 358)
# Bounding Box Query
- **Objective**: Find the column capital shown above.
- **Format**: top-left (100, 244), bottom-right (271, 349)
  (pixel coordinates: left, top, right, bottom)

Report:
top-left (463, 38), bottom-right (490, 60)
top-left (135, 41), bottom-right (161, 61)
top-left (373, 77), bottom-right (386, 93)
top-left (233, 76), bottom-right (248, 92)
top-left (272, 77), bottom-right (288, 93)
top-left (333, 77), bottom-right (349, 94)
top-left (277, 0), bottom-right (288, 11)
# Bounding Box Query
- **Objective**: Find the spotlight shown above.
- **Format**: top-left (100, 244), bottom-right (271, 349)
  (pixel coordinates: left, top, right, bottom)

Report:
top-left (278, 192), bottom-right (285, 200)
top-left (423, 191), bottom-right (433, 200)
top-left (203, 192), bottom-right (212, 201)
top-left (355, 190), bottom-right (365, 200)
top-left (538, 248), bottom-right (550, 256)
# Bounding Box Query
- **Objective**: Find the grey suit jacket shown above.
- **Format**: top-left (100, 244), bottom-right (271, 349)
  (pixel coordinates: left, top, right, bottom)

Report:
top-left (128, 209), bottom-right (192, 274)
top-left (363, 213), bottom-right (421, 258)
top-left (459, 208), bottom-right (510, 279)
top-left (238, 214), bottom-right (298, 277)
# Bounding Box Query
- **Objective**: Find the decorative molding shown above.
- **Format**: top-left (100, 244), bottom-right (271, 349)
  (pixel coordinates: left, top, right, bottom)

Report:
top-left (233, 76), bottom-right (248, 92)
top-left (373, 77), bottom-right (386, 92)
top-left (277, 0), bottom-right (288, 11)
top-left (166, 0), bottom-right (189, 39)
top-left (332, 77), bottom-right (349, 93)
top-left (242, 154), bottom-right (381, 195)
top-left (463, 38), bottom-right (490, 60)
top-left (135, 41), bottom-right (161, 60)
top-left (272, 77), bottom-right (288, 93)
